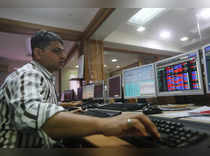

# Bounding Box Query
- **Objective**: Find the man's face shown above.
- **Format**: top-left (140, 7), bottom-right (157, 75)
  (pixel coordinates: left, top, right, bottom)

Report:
top-left (39, 41), bottom-right (66, 72)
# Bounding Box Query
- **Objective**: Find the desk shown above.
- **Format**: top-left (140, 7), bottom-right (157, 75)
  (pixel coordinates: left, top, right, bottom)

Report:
top-left (85, 135), bottom-right (132, 147)
top-left (81, 109), bottom-right (210, 147)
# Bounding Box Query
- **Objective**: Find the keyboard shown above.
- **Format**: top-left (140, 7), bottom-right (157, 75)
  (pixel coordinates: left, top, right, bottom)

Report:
top-left (121, 116), bottom-right (210, 149)
top-left (77, 109), bottom-right (122, 118)
top-left (66, 106), bottom-right (79, 111)
top-left (99, 103), bottom-right (146, 111)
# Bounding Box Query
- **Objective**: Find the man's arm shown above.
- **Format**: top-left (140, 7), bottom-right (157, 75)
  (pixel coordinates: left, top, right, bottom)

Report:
top-left (42, 112), bottom-right (160, 139)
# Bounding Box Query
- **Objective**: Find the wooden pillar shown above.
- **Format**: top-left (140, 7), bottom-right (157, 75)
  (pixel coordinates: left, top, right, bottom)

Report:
top-left (83, 40), bottom-right (104, 82)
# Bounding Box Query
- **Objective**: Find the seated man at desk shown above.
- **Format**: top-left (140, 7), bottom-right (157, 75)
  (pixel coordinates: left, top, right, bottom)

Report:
top-left (0, 30), bottom-right (160, 148)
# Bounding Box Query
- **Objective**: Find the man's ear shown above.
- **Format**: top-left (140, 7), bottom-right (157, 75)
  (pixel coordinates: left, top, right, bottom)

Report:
top-left (33, 48), bottom-right (43, 60)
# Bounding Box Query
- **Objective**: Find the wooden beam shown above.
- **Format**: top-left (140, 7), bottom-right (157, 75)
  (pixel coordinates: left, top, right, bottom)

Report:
top-left (81, 8), bottom-right (116, 40)
top-left (0, 18), bottom-right (82, 41)
top-left (104, 47), bottom-right (173, 57)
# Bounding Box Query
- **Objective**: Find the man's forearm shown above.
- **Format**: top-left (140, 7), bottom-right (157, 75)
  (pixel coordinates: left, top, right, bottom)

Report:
top-left (42, 112), bottom-right (105, 139)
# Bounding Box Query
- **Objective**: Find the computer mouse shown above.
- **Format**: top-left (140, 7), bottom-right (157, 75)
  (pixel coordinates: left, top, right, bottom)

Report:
top-left (143, 105), bottom-right (162, 115)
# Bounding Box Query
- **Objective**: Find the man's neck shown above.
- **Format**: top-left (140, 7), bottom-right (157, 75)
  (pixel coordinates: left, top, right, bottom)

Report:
top-left (33, 60), bottom-right (54, 74)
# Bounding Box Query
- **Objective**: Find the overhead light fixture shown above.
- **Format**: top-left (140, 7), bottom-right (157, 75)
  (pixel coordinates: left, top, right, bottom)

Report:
top-left (137, 26), bottom-right (146, 32)
top-left (112, 58), bottom-right (118, 62)
top-left (197, 8), bottom-right (210, 19)
top-left (104, 64), bottom-right (107, 67)
top-left (160, 31), bottom-right (171, 39)
top-left (75, 65), bottom-right (79, 68)
top-left (180, 36), bottom-right (189, 42)
top-left (128, 8), bottom-right (166, 25)
top-left (116, 65), bottom-right (121, 68)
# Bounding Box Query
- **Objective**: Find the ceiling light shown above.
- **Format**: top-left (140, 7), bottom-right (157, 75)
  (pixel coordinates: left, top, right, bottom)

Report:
top-left (116, 65), bottom-right (121, 68)
top-left (128, 8), bottom-right (166, 25)
top-left (160, 31), bottom-right (171, 39)
top-left (197, 8), bottom-right (210, 19)
top-left (180, 36), bottom-right (189, 42)
top-left (112, 58), bottom-right (118, 62)
top-left (104, 64), bottom-right (107, 67)
top-left (137, 26), bottom-right (146, 32)
top-left (75, 65), bottom-right (79, 68)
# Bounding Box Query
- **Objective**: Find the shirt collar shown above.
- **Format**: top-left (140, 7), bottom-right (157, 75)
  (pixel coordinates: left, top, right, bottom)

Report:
top-left (30, 60), bottom-right (54, 80)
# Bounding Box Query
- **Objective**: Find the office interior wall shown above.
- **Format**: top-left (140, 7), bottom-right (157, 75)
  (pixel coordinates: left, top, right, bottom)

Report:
top-left (61, 67), bottom-right (78, 93)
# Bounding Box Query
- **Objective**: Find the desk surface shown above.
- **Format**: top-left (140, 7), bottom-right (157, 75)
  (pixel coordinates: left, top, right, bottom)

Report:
top-left (85, 135), bottom-right (132, 147)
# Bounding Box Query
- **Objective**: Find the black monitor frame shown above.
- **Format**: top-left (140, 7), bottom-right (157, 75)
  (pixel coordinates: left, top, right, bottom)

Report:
top-left (107, 74), bottom-right (122, 99)
top-left (202, 44), bottom-right (210, 94)
top-left (155, 50), bottom-right (204, 96)
top-left (122, 63), bottom-right (157, 99)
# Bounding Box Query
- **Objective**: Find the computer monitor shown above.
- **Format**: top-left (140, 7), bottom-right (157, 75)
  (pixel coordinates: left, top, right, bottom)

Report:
top-left (77, 87), bottom-right (83, 100)
top-left (122, 63), bottom-right (157, 99)
top-left (63, 89), bottom-right (75, 102)
top-left (82, 84), bottom-right (94, 100)
top-left (155, 51), bottom-right (204, 96)
top-left (94, 81), bottom-right (104, 100)
top-left (202, 44), bottom-right (210, 94)
top-left (107, 75), bottom-right (122, 99)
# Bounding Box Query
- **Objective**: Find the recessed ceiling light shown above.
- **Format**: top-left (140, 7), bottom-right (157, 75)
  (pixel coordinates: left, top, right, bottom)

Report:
top-left (104, 64), bottom-right (107, 67)
top-left (137, 26), bottom-right (146, 32)
top-left (75, 65), bottom-right (79, 68)
top-left (180, 36), bottom-right (189, 42)
top-left (128, 8), bottom-right (166, 25)
top-left (160, 31), bottom-right (171, 39)
top-left (112, 58), bottom-right (118, 62)
top-left (116, 65), bottom-right (121, 68)
top-left (197, 8), bottom-right (210, 19)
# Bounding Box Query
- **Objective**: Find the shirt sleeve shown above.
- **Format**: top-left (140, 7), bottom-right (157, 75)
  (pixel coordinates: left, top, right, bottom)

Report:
top-left (5, 71), bottom-right (66, 130)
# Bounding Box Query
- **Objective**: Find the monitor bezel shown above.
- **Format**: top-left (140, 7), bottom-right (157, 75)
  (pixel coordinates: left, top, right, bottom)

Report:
top-left (93, 80), bottom-right (105, 100)
top-left (82, 83), bottom-right (95, 100)
top-left (122, 63), bottom-right (157, 99)
top-left (202, 44), bottom-right (210, 94)
top-left (107, 74), bottom-right (122, 99)
top-left (155, 50), bottom-right (204, 96)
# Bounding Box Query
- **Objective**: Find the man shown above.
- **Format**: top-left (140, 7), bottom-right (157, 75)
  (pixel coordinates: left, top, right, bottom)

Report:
top-left (0, 30), bottom-right (160, 148)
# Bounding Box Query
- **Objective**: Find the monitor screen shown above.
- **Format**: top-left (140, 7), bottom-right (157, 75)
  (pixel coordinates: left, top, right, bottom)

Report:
top-left (155, 51), bottom-right (204, 96)
top-left (122, 64), bottom-right (156, 99)
top-left (108, 75), bottom-right (121, 99)
top-left (82, 84), bottom-right (94, 100)
top-left (94, 81), bottom-right (104, 99)
top-left (203, 45), bottom-right (210, 93)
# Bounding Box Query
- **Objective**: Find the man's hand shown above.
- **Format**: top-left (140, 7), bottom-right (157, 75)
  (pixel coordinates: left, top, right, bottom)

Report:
top-left (100, 113), bottom-right (160, 138)
top-left (42, 112), bottom-right (160, 139)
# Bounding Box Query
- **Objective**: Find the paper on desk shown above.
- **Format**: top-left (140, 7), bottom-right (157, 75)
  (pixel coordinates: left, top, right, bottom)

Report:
top-left (159, 104), bottom-right (194, 111)
top-left (160, 106), bottom-right (210, 122)
top-left (188, 106), bottom-right (210, 115)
